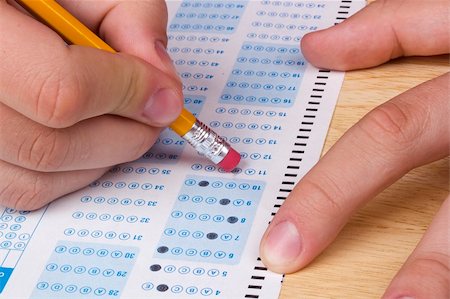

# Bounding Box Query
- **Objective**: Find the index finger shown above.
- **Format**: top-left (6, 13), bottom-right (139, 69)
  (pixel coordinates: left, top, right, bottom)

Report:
top-left (259, 73), bottom-right (449, 274)
top-left (58, 0), bottom-right (178, 76)
top-left (301, 0), bottom-right (450, 70)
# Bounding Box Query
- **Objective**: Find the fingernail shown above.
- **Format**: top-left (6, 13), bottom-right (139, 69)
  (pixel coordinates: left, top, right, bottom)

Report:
top-left (262, 221), bottom-right (302, 266)
top-left (155, 40), bottom-right (177, 75)
top-left (143, 88), bottom-right (182, 125)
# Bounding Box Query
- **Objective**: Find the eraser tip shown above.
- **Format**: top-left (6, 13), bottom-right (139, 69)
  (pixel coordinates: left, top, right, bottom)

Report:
top-left (218, 148), bottom-right (241, 172)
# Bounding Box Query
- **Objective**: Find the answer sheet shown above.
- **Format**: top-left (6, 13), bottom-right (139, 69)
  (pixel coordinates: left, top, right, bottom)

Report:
top-left (0, 1), bottom-right (364, 298)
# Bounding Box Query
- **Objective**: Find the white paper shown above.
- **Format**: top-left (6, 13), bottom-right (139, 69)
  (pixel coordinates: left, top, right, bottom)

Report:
top-left (0, 1), bottom-right (365, 298)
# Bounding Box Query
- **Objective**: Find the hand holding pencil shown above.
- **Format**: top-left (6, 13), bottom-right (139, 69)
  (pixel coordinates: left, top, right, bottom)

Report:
top-left (0, 0), bottom-right (238, 210)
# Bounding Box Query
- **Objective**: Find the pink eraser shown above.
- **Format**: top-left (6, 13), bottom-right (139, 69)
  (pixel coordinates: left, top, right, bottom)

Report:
top-left (218, 147), bottom-right (241, 172)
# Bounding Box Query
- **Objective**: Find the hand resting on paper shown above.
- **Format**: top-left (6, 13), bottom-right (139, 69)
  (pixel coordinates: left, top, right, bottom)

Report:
top-left (260, 0), bottom-right (449, 298)
top-left (0, 0), bottom-right (183, 209)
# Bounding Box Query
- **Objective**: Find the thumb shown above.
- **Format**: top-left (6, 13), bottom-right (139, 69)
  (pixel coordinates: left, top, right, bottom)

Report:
top-left (1, 3), bottom-right (183, 129)
top-left (301, 0), bottom-right (450, 70)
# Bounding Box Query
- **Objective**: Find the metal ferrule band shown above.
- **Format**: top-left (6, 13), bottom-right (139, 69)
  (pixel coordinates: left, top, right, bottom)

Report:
top-left (182, 120), bottom-right (230, 164)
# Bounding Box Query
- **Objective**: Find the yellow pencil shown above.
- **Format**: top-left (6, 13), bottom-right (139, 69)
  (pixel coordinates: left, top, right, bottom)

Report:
top-left (16, 0), bottom-right (241, 171)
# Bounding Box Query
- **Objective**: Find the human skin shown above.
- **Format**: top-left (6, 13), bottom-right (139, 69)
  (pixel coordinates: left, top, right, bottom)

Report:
top-left (0, 0), bottom-right (183, 209)
top-left (260, 0), bottom-right (449, 298)
top-left (1, 0), bottom-right (448, 297)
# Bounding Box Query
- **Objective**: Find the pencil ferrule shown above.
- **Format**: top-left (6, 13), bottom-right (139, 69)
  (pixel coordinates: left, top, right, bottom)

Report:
top-left (182, 120), bottom-right (229, 164)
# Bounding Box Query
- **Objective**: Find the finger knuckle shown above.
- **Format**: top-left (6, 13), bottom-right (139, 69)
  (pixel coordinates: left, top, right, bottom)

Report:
top-left (292, 175), bottom-right (346, 219)
top-left (18, 129), bottom-right (71, 171)
top-left (358, 100), bottom-right (427, 153)
top-left (409, 253), bottom-right (450, 287)
top-left (0, 172), bottom-right (50, 211)
top-left (33, 64), bottom-right (85, 128)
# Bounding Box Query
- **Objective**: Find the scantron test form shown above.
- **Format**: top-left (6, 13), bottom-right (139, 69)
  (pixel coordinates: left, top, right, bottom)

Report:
top-left (0, 1), bottom-right (365, 298)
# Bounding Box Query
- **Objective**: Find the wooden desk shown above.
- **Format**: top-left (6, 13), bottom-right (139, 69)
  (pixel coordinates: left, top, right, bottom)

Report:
top-left (279, 54), bottom-right (449, 298)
